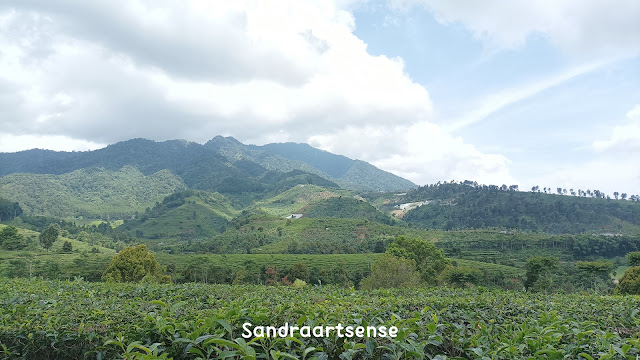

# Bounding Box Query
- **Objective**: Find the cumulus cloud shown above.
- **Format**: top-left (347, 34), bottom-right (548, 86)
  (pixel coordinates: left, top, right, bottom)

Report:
top-left (393, 0), bottom-right (640, 58)
top-left (593, 105), bottom-right (640, 153)
top-left (0, 0), bottom-right (516, 185)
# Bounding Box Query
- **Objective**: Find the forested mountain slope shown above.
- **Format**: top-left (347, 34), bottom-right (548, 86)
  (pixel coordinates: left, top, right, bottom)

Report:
top-left (257, 142), bottom-right (416, 191)
top-left (398, 183), bottom-right (640, 234)
top-left (0, 137), bottom-right (416, 196)
top-left (0, 166), bottom-right (186, 219)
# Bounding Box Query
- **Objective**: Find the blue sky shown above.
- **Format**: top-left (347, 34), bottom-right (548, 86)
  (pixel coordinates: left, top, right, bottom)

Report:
top-left (0, 0), bottom-right (638, 194)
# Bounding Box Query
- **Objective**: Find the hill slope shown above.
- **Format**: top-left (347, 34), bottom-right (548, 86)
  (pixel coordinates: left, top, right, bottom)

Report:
top-left (0, 166), bottom-right (186, 219)
top-left (117, 190), bottom-right (236, 240)
top-left (399, 183), bottom-right (640, 234)
top-left (257, 142), bottom-right (416, 191)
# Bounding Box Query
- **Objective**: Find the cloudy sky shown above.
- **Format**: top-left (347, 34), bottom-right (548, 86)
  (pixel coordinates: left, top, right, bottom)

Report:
top-left (1, 0), bottom-right (639, 194)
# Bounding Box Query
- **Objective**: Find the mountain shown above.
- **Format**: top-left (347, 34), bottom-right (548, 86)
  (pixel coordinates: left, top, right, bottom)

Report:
top-left (0, 137), bottom-right (415, 201)
top-left (0, 137), bottom-right (415, 218)
top-left (256, 142), bottom-right (416, 191)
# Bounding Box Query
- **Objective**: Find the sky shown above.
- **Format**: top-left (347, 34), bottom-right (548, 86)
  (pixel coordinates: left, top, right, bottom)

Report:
top-left (0, 0), bottom-right (639, 195)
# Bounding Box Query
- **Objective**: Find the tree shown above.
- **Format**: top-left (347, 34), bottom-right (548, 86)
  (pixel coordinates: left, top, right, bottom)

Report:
top-left (616, 266), bottom-right (640, 295)
top-left (0, 198), bottom-right (22, 222)
top-left (0, 226), bottom-right (27, 250)
top-left (626, 252), bottom-right (640, 267)
top-left (576, 260), bottom-right (614, 290)
top-left (102, 244), bottom-right (170, 283)
top-left (288, 262), bottom-right (310, 282)
top-left (386, 236), bottom-right (450, 285)
top-left (360, 254), bottom-right (421, 290)
top-left (614, 192), bottom-right (619, 200)
top-left (621, 193), bottom-right (628, 200)
top-left (62, 241), bottom-right (73, 253)
top-left (39, 224), bottom-right (60, 251)
top-left (441, 265), bottom-right (483, 287)
top-left (524, 256), bottom-right (558, 292)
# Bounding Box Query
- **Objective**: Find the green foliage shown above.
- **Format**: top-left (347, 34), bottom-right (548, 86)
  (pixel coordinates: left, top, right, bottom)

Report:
top-left (288, 262), bottom-right (310, 282)
top-left (0, 197), bottom-right (22, 221)
top-left (616, 266), bottom-right (640, 295)
top-left (386, 236), bottom-right (450, 285)
top-left (1, 278), bottom-right (639, 359)
top-left (626, 251), bottom-right (640, 266)
top-left (441, 265), bottom-right (483, 287)
top-left (402, 182), bottom-right (640, 234)
top-left (524, 256), bottom-right (559, 291)
top-left (0, 225), bottom-right (26, 250)
top-left (39, 224), bottom-right (59, 251)
top-left (292, 278), bottom-right (307, 288)
top-left (102, 245), bottom-right (170, 283)
top-left (180, 256), bottom-right (231, 284)
top-left (574, 260), bottom-right (614, 292)
top-left (360, 254), bottom-right (421, 289)
top-left (61, 240), bottom-right (73, 253)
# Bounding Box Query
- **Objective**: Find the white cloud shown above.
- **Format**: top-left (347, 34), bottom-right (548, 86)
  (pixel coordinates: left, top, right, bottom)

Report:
top-left (593, 104), bottom-right (640, 153)
top-left (309, 122), bottom-right (516, 186)
top-left (0, 134), bottom-right (105, 153)
top-left (394, 0), bottom-right (640, 58)
top-left (0, 0), bottom-right (516, 186)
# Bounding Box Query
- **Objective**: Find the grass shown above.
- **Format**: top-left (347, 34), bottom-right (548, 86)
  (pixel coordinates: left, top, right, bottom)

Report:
top-left (0, 223), bottom-right (115, 254)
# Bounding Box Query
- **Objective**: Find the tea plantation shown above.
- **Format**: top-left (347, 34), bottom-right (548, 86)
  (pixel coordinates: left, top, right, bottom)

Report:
top-left (1, 278), bottom-right (638, 359)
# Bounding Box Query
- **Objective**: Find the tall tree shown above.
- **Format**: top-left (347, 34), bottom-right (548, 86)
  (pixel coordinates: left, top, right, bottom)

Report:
top-left (39, 224), bottom-right (60, 251)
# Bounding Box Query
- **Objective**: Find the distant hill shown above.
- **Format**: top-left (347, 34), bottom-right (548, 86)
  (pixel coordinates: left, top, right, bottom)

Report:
top-left (399, 183), bottom-right (640, 234)
top-left (117, 190), bottom-right (236, 240)
top-left (0, 166), bottom-right (186, 219)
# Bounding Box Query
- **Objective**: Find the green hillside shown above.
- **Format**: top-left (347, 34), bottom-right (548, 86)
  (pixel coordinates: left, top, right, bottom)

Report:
top-left (303, 197), bottom-right (396, 225)
top-left (251, 184), bottom-right (351, 217)
top-left (118, 190), bottom-right (237, 240)
top-left (0, 166), bottom-right (186, 219)
top-left (0, 223), bottom-right (115, 254)
top-left (399, 182), bottom-right (640, 234)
